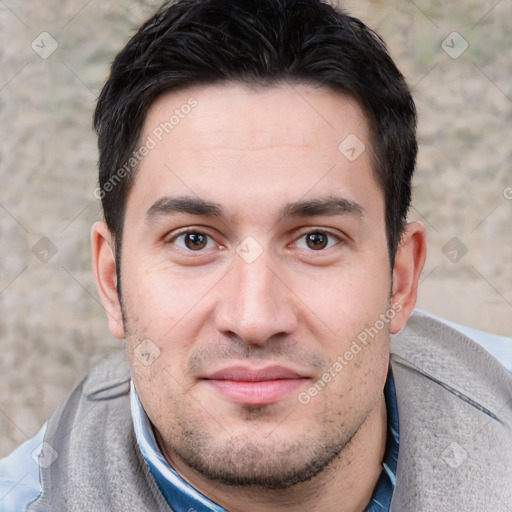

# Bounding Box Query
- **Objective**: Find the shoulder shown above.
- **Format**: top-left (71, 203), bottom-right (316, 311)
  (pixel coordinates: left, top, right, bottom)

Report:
top-left (0, 349), bottom-right (131, 512)
top-left (413, 309), bottom-right (512, 373)
top-left (390, 309), bottom-right (512, 510)
top-left (391, 308), bottom-right (512, 422)
top-left (392, 309), bottom-right (512, 390)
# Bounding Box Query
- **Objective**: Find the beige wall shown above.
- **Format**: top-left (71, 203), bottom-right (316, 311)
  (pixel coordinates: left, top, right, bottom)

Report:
top-left (1, 0), bottom-right (511, 456)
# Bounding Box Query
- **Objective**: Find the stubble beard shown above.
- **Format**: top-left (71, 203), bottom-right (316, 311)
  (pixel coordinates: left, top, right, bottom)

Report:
top-left (155, 409), bottom-right (358, 490)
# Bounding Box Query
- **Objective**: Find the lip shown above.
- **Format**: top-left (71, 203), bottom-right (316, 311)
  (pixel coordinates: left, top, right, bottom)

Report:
top-left (201, 365), bottom-right (309, 406)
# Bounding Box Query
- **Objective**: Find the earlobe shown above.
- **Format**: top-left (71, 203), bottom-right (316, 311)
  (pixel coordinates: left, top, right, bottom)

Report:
top-left (389, 222), bottom-right (427, 334)
top-left (91, 221), bottom-right (125, 339)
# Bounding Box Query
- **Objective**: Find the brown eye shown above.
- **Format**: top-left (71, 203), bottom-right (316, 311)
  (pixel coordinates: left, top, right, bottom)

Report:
top-left (184, 232), bottom-right (208, 250)
top-left (305, 232), bottom-right (328, 250)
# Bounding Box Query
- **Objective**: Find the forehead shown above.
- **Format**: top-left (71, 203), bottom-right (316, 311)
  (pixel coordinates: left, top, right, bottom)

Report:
top-left (144, 82), bottom-right (370, 151)
top-left (128, 82), bottom-right (381, 222)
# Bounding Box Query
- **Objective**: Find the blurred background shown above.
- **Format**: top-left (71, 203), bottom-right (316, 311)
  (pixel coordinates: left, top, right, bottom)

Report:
top-left (1, 0), bottom-right (511, 457)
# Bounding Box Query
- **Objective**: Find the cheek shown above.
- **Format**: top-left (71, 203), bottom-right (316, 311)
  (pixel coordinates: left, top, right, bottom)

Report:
top-left (126, 314), bottom-right (195, 430)
top-left (121, 264), bottom-right (216, 393)
top-left (121, 254), bottom-right (216, 339)
top-left (292, 259), bottom-right (391, 342)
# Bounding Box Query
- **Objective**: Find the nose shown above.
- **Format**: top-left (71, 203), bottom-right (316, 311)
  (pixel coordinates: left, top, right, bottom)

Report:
top-left (214, 251), bottom-right (298, 346)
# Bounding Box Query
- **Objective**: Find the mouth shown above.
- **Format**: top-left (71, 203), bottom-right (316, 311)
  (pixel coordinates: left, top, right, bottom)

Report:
top-left (201, 365), bottom-right (310, 406)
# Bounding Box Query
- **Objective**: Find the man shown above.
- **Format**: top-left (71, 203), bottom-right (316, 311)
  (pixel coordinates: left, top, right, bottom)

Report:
top-left (1, 0), bottom-right (511, 510)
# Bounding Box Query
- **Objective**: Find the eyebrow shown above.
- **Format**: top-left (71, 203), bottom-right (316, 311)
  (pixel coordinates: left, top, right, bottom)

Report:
top-left (279, 196), bottom-right (365, 220)
top-left (146, 196), bottom-right (225, 223)
top-left (145, 195), bottom-right (364, 224)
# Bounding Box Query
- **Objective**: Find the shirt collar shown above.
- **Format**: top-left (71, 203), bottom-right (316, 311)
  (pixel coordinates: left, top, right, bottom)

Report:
top-left (364, 367), bottom-right (400, 511)
top-left (130, 381), bottom-right (225, 512)
top-left (130, 368), bottom-right (399, 512)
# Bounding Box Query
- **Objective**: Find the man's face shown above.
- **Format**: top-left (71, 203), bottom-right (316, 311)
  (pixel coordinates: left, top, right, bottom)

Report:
top-left (118, 83), bottom-right (393, 487)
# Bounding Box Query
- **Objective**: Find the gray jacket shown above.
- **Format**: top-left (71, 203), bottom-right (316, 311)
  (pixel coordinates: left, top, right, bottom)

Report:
top-left (28, 312), bottom-right (512, 511)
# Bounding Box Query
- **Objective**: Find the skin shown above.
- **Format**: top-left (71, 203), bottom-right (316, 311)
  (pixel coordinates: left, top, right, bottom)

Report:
top-left (92, 83), bottom-right (426, 512)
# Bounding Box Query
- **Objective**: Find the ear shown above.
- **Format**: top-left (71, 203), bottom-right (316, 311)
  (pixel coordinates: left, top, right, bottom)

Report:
top-left (91, 221), bottom-right (125, 339)
top-left (389, 221), bottom-right (427, 334)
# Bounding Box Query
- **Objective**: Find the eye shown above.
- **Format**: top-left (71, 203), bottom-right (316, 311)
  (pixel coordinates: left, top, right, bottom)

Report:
top-left (173, 231), bottom-right (216, 251)
top-left (295, 231), bottom-right (340, 251)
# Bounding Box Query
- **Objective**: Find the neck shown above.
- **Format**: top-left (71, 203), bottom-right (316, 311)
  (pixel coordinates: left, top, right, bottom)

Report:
top-left (162, 393), bottom-right (387, 512)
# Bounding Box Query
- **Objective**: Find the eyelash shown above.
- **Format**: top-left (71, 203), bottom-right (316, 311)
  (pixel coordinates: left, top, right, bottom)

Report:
top-left (293, 230), bottom-right (341, 251)
top-left (170, 229), bottom-right (219, 251)
top-left (168, 228), bottom-right (342, 252)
